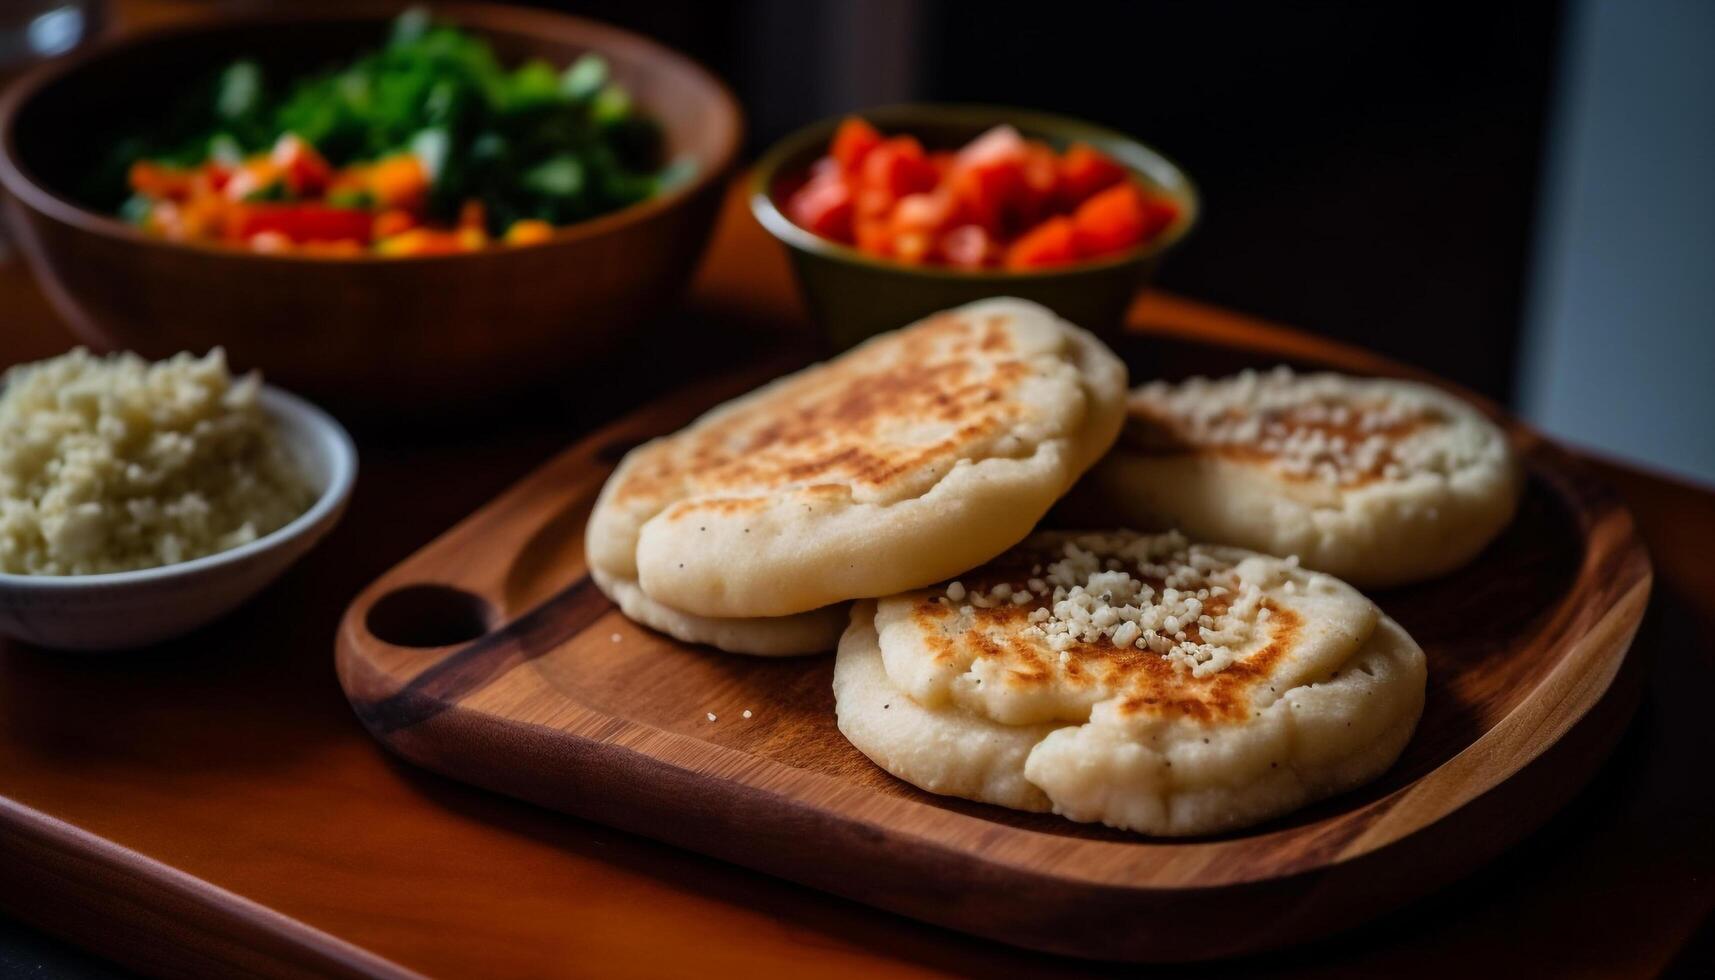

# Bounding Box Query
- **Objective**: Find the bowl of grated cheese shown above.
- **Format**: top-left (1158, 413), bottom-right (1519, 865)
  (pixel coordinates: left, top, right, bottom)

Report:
top-left (0, 347), bottom-right (356, 650)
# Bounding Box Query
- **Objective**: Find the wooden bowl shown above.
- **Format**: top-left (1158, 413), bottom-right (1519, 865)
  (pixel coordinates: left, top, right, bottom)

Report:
top-left (751, 104), bottom-right (1197, 349)
top-left (0, 3), bottom-right (742, 409)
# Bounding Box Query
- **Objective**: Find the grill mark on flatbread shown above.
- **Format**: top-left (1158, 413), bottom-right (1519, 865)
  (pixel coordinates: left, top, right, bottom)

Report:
top-left (585, 298), bottom-right (1130, 619)
top-left (611, 324), bottom-right (1036, 508)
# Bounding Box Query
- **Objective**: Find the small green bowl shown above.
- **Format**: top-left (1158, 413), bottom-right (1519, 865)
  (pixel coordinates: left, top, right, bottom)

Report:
top-left (751, 103), bottom-right (1198, 350)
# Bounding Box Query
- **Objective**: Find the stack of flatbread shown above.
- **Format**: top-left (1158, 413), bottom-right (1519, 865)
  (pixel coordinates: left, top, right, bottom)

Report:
top-left (586, 298), bottom-right (1520, 836)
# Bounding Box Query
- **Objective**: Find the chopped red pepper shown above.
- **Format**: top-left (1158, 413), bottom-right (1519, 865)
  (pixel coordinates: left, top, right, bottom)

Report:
top-left (234, 204), bottom-right (375, 245)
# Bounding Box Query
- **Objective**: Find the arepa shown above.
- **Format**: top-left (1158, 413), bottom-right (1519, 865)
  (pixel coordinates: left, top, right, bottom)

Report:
top-left (585, 299), bottom-right (1128, 647)
top-left (834, 530), bottom-right (1426, 836)
top-left (590, 568), bottom-right (846, 656)
top-left (1075, 368), bottom-right (1520, 587)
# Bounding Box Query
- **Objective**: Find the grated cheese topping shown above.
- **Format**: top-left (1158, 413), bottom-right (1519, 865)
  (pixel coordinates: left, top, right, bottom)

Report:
top-left (947, 531), bottom-right (1296, 677)
top-left (1129, 367), bottom-right (1472, 487)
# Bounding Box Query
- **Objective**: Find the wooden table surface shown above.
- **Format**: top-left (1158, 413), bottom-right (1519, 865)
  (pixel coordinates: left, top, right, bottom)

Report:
top-left (1, 6), bottom-right (1713, 975)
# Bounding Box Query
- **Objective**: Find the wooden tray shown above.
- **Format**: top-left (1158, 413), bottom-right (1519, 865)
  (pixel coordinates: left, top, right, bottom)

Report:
top-left (336, 331), bottom-right (1651, 963)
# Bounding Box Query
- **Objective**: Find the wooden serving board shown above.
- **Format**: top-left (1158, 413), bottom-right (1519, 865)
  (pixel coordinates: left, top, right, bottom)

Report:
top-left (335, 330), bottom-right (1651, 964)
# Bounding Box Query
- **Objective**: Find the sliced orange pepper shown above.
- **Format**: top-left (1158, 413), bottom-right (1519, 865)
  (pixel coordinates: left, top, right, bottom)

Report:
top-left (128, 161), bottom-right (196, 200)
top-left (504, 219), bottom-right (555, 246)
top-left (373, 209), bottom-right (416, 240)
top-left (368, 155), bottom-right (429, 210)
top-left (376, 229), bottom-right (466, 256)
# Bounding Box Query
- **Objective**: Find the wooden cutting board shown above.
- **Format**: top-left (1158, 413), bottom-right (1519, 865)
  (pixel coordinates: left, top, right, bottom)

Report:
top-left (335, 328), bottom-right (1651, 964)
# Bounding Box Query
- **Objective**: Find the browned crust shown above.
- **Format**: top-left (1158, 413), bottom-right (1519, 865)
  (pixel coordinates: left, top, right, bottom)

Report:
top-left (1121, 402), bottom-right (1435, 487)
top-left (907, 585), bottom-right (1302, 725)
top-left (613, 311), bottom-right (1040, 507)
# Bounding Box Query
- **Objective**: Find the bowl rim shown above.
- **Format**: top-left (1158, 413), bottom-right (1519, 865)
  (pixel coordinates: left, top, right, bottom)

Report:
top-left (0, 383), bottom-right (358, 590)
top-left (749, 102), bottom-right (1200, 281)
top-left (0, 1), bottom-right (744, 266)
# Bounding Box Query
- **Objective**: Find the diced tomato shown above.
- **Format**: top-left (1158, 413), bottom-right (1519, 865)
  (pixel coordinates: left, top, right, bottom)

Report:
top-left (1058, 143), bottom-right (1127, 205)
top-left (1004, 216), bottom-right (1078, 270)
top-left (859, 136), bottom-right (938, 204)
top-left (1071, 183), bottom-right (1176, 258)
top-left (808, 155), bottom-right (842, 181)
top-left (946, 125), bottom-right (1032, 234)
top-left (786, 171), bottom-right (855, 243)
top-left (940, 224), bottom-right (996, 269)
top-left (1070, 182), bottom-right (1145, 256)
top-left (890, 191), bottom-right (954, 236)
top-left (949, 158), bottom-right (1024, 236)
top-left (234, 204), bottom-right (375, 245)
top-left (830, 117), bottom-right (883, 172)
top-left (854, 214), bottom-right (893, 256)
top-left (272, 134), bottom-right (333, 196)
top-left (1139, 195), bottom-right (1181, 240)
top-left (854, 185), bottom-right (894, 224)
top-left (928, 151), bottom-right (956, 180)
top-left (893, 230), bottom-right (932, 264)
top-left (956, 125), bottom-right (1028, 170)
top-left (1018, 143), bottom-right (1061, 227)
top-left (788, 119), bottom-right (1178, 271)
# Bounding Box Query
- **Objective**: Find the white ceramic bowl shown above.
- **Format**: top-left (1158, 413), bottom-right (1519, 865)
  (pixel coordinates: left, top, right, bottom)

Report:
top-left (0, 386), bottom-right (357, 650)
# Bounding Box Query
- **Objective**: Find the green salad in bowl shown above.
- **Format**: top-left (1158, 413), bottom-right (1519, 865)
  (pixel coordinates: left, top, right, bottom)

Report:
top-left (99, 8), bottom-right (690, 255)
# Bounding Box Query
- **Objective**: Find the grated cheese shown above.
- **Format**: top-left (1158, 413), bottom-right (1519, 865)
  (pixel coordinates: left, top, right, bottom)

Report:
top-left (1130, 367), bottom-right (1475, 487)
top-left (944, 531), bottom-right (1292, 677)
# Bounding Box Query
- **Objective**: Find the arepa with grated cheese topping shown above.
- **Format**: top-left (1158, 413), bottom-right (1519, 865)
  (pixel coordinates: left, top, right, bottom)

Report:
top-left (584, 298), bottom-right (1128, 653)
top-left (1071, 368), bottom-right (1521, 588)
top-left (834, 530), bottom-right (1426, 836)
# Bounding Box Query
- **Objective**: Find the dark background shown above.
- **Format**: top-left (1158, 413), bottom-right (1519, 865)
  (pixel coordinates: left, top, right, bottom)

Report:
top-left (523, 0), bottom-right (1563, 402)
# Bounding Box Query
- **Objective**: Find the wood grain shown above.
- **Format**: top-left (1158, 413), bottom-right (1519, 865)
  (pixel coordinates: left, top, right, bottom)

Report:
top-left (336, 330), bottom-right (1651, 962)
